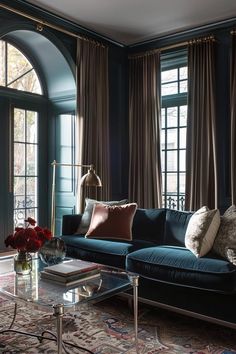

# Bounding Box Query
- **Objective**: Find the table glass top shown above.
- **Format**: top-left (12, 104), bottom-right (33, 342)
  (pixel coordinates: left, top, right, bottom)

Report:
top-left (0, 256), bottom-right (135, 310)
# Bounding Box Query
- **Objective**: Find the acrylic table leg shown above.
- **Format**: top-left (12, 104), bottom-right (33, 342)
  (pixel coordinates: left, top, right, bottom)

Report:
top-left (53, 304), bottom-right (64, 354)
top-left (129, 274), bottom-right (139, 352)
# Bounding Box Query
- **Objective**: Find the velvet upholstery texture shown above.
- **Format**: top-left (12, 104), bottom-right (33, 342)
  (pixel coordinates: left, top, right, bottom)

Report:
top-left (85, 203), bottom-right (137, 240)
top-left (132, 208), bottom-right (166, 243)
top-left (126, 246), bottom-right (236, 293)
top-left (164, 209), bottom-right (193, 246)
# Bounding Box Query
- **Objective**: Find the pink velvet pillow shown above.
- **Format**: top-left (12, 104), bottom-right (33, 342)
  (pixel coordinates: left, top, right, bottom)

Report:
top-left (85, 203), bottom-right (137, 241)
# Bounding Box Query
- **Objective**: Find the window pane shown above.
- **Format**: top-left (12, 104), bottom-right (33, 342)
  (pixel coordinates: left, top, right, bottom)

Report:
top-left (27, 111), bottom-right (38, 143)
top-left (14, 143), bottom-right (25, 175)
top-left (162, 82), bottom-right (178, 96)
top-left (179, 173), bottom-right (186, 193)
top-left (6, 41), bottom-right (42, 94)
top-left (166, 150), bottom-right (177, 171)
top-left (26, 176), bottom-right (37, 196)
top-left (161, 130), bottom-right (165, 149)
top-left (179, 128), bottom-right (186, 148)
top-left (161, 151), bottom-right (165, 171)
top-left (161, 108), bottom-right (166, 128)
top-left (179, 80), bottom-right (188, 93)
top-left (161, 69), bottom-right (177, 83)
top-left (167, 107), bottom-right (177, 127)
top-left (26, 208), bottom-right (37, 221)
top-left (14, 109), bottom-right (25, 142)
top-left (14, 177), bottom-right (25, 199)
top-left (0, 40), bottom-right (5, 86)
top-left (179, 150), bottom-right (186, 171)
top-left (8, 70), bottom-right (42, 94)
top-left (180, 105), bottom-right (187, 126)
top-left (179, 66), bottom-right (187, 79)
top-left (167, 129), bottom-right (177, 149)
top-left (14, 209), bottom-right (26, 228)
top-left (166, 173), bottom-right (177, 193)
top-left (27, 144), bottom-right (37, 175)
top-left (7, 43), bottom-right (32, 84)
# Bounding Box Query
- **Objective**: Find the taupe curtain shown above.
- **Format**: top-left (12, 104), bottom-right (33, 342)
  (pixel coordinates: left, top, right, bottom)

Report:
top-left (77, 38), bottom-right (110, 206)
top-left (128, 52), bottom-right (162, 208)
top-left (185, 37), bottom-right (218, 210)
top-left (230, 32), bottom-right (236, 204)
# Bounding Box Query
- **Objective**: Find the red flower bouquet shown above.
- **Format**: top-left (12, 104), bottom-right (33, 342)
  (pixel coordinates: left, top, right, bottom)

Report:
top-left (5, 217), bottom-right (53, 253)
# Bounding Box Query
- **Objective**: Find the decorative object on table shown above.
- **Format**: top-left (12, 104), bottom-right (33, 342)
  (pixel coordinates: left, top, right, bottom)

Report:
top-left (50, 160), bottom-right (102, 236)
top-left (5, 217), bottom-right (53, 275)
top-left (38, 237), bottom-right (66, 266)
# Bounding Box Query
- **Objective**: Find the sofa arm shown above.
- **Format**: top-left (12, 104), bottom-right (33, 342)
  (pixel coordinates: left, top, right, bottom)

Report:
top-left (62, 214), bottom-right (82, 235)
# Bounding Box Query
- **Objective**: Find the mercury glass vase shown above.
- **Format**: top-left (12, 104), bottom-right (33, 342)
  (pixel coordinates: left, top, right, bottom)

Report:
top-left (14, 251), bottom-right (32, 275)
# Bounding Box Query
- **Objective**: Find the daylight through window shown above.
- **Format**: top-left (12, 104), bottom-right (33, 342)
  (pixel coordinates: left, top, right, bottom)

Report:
top-left (161, 50), bottom-right (188, 210)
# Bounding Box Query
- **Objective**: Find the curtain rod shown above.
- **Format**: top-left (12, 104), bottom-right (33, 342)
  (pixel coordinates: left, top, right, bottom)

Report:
top-left (0, 3), bottom-right (106, 47)
top-left (129, 35), bottom-right (215, 59)
top-left (128, 41), bottom-right (188, 59)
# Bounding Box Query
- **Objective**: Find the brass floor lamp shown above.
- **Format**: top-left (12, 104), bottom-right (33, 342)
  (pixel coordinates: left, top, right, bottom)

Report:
top-left (51, 160), bottom-right (102, 236)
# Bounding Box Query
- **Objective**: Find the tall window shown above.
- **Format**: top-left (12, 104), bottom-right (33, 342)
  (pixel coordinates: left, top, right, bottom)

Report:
top-left (14, 108), bottom-right (38, 227)
top-left (161, 49), bottom-right (188, 210)
top-left (0, 39), bottom-right (42, 228)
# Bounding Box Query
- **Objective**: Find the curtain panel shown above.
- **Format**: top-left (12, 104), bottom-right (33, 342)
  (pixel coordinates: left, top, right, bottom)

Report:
top-left (230, 32), bottom-right (236, 204)
top-left (185, 38), bottom-right (218, 211)
top-left (76, 39), bottom-right (110, 207)
top-left (128, 52), bottom-right (162, 208)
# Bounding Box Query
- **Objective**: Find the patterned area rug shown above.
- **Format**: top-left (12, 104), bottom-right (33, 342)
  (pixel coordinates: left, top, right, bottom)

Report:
top-left (0, 295), bottom-right (236, 354)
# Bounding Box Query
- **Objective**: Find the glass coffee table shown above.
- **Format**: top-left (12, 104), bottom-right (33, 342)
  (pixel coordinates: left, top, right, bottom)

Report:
top-left (0, 256), bottom-right (139, 354)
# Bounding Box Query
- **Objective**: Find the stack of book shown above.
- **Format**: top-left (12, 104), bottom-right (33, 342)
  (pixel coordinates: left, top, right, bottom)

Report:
top-left (40, 259), bottom-right (101, 287)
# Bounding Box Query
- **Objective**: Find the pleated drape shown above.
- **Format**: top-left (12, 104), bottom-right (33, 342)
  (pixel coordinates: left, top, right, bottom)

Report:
top-left (185, 38), bottom-right (218, 211)
top-left (76, 39), bottom-right (110, 207)
top-left (128, 52), bottom-right (162, 208)
top-left (230, 32), bottom-right (236, 204)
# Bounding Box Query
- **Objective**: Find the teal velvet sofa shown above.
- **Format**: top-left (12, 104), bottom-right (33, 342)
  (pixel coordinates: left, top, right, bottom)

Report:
top-left (60, 208), bottom-right (236, 328)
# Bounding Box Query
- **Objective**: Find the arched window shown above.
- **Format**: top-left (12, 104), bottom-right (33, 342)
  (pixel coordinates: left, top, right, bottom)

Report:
top-left (0, 39), bottom-right (42, 94)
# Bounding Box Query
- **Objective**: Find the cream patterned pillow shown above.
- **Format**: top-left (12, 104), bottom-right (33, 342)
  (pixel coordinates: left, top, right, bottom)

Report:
top-left (75, 198), bottom-right (128, 234)
top-left (212, 205), bottom-right (236, 265)
top-left (185, 206), bottom-right (220, 257)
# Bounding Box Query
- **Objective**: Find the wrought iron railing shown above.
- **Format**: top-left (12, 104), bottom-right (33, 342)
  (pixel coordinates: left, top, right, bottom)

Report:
top-left (163, 194), bottom-right (185, 211)
top-left (13, 194), bottom-right (36, 227)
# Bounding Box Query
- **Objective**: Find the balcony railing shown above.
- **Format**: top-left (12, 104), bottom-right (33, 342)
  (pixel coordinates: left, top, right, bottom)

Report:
top-left (163, 194), bottom-right (185, 211)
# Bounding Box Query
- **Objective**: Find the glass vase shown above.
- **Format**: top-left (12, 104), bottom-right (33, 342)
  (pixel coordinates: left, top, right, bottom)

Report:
top-left (39, 237), bottom-right (66, 265)
top-left (14, 251), bottom-right (32, 275)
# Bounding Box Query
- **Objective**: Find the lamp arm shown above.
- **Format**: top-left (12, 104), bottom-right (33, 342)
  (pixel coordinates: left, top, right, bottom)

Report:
top-left (51, 160), bottom-right (93, 169)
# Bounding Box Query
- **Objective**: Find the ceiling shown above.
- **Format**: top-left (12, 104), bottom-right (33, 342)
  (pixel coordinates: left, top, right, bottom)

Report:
top-left (25, 0), bottom-right (236, 45)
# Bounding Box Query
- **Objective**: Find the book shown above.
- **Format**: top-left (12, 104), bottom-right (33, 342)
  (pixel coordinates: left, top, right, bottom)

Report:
top-left (44, 259), bottom-right (100, 277)
top-left (40, 271), bottom-right (101, 288)
top-left (40, 267), bottom-right (100, 283)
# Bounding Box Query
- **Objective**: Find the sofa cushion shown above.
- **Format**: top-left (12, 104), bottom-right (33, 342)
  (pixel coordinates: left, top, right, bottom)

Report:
top-left (213, 205), bottom-right (236, 265)
top-left (85, 203), bottom-right (137, 241)
top-left (126, 246), bottom-right (236, 293)
top-left (185, 206), bottom-right (220, 257)
top-left (60, 235), bottom-right (155, 268)
top-left (75, 198), bottom-right (128, 234)
top-left (132, 208), bottom-right (166, 244)
top-left (164, 209), bottom-right (193, 246)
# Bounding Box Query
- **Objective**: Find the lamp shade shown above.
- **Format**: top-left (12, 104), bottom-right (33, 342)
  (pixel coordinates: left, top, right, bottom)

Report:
top-left (80, 165), bottom-right (102, 187)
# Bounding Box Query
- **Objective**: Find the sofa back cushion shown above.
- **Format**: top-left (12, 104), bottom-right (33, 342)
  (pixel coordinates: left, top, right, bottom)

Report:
top-left (164, 209), bottom-right (193, 246)
top-left (132, 208), bottom-right (166, 244)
